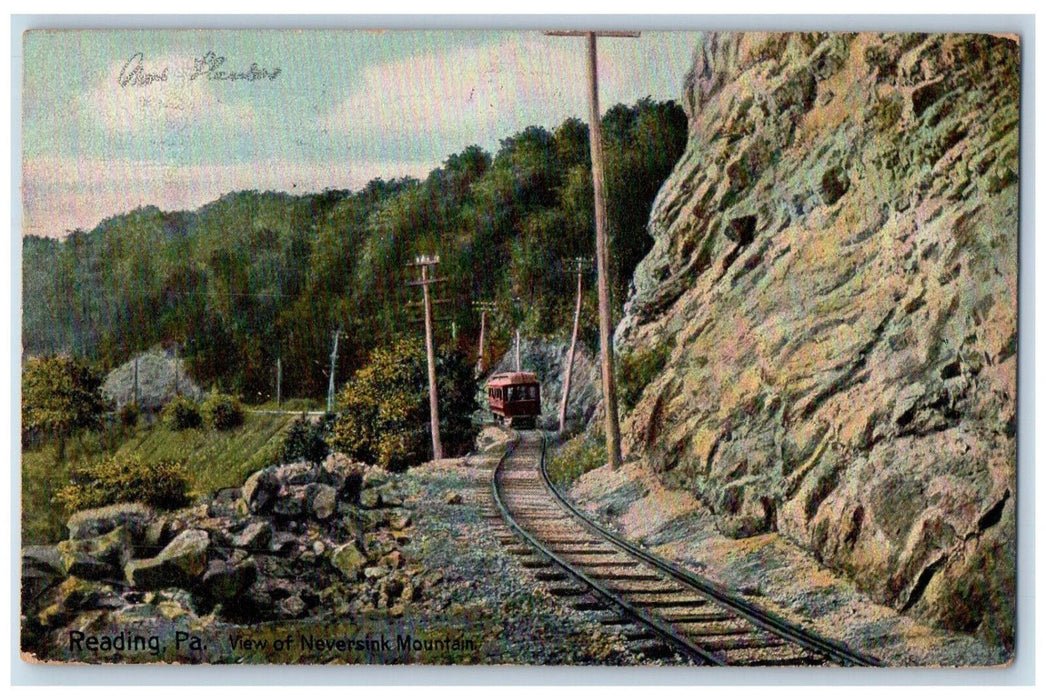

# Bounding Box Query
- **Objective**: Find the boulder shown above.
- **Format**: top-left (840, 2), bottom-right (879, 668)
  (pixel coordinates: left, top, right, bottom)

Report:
top-left (125, 528), bottom-right (209, 589)
top-left (359, 488), bottom-right (382, 509)
top-left (22, 545), bottom-right (64, 577)
top-left (329, 543), bottom-right (366, 582)
top-left (241, 468), bottom-right (280, 515)
top-left (37, 577), bottom-right (120, 627)
top-left (143, 508), bottom-right (205, 550)
top-left (201, 557), bottom-right (258, 602)
top-left (321, 453), bottom-right (364, 500)
top-left (362, 468), bottom-right (388, 490)
top-left (57, 526), bottom-right (132, 580)
top-left (376, 484), bottom-right (402, 507)
top-left (388, 511), bottom-right (412, 530)
top-left (306, 483), bottom-right (338, 521)
top-left (231, 521), bottom-right (272, 551)
top-left (278, 595), bottom-right (306, 618)
top-left (272, 485), bottom-right (308, 519)
top-left (66, 503), bottom-right (153, 541)
top-left (273, 462), bottom-right (314, 486)
top-left (380, 550), bottom-right (403, 569)
top-left (21, 545), bottom-right (65, 612)
top-left (364, 565), bottom-right (390, 580)
top-left (268, 531), bottom-right (298, 555)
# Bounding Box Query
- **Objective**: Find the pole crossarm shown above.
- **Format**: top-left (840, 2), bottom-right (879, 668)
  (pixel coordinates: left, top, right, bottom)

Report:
top-left (406, 277), bottom-right (449, 287)
top-left (544, 30), bottom-right (641, 37)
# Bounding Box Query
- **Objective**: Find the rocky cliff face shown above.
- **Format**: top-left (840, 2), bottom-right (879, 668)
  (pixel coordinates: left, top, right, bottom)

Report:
top-left (617, 33), bottom-right (1018, 649)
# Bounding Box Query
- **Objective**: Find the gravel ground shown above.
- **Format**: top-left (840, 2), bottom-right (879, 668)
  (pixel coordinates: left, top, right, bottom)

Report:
top-left (395, 428), bottom-right (673, 665)
top-left (568, 460), bottom-right (1009, 667)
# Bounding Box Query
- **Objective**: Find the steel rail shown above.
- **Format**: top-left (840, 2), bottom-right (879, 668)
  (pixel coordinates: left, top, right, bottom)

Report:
top-left (536, 431), bottom-right (882, 667)
top-left (491, 432), bottom-right (725, 665)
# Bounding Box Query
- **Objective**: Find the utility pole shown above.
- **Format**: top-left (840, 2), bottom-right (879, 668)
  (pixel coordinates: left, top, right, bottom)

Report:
top-left (173, 341), bottom-right (180, 396)
top-left (276, 356), bottom-right (282, 408)
top-left (546, 30), bottom-right (636, 469)
top-left (559, 257), bottom-right (590, 433)
top-left (327, 330), bottom-right (342, 414)
top-left (408, 255), bottom-right (446, 460)
top-left (472, 300), bottom-right (497, 376)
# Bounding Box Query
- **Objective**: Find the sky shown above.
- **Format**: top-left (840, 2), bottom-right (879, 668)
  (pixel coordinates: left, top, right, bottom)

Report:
top-left (20, 30), bottom-right (700, 238)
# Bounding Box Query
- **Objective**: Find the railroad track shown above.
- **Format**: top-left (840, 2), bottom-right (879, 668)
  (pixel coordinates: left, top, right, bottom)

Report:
top-left (488, 430), bottom-right (882, 667)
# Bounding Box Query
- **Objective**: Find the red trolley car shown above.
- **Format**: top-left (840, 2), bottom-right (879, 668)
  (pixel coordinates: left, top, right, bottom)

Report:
top-left (487, 372), bottom-right (542, 428)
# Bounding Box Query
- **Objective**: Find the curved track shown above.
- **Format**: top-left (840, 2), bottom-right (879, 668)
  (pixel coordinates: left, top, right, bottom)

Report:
top-left (490, 430), bottom-right (881, 667)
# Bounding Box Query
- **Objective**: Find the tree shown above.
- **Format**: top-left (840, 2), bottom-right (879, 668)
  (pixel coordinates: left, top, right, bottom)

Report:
top-left (330, 337), bottom-right (478, 471)
top-left (21, 356), bottom-right (108, 460)
top-left (22, 99), bottom-right (689, 405)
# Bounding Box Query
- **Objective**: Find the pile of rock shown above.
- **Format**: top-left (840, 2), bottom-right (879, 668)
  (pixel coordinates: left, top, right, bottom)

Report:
top-left (22, 453), bottom-right (427, 655)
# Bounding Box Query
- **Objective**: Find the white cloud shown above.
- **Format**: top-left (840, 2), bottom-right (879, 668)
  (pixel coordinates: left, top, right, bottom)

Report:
top-left (320, 33), bottom-right (692, 159)
top-left (80, 52), bottom-right (258, 135)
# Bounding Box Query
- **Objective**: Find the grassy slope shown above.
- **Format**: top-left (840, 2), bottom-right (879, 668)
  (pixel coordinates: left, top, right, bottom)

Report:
top-left (22, 405), bottom-right (310, 545)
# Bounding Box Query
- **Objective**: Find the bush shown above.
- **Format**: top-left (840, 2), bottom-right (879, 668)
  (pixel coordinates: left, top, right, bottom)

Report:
top-left (161, 395), bottom-right (202, 431)
top-left (56, 453), bottom-right (192, 512)
top-left (281, 413), bottom-right (334, 464)
top-left (22, 355), bottom-right (108, 455)
top-left (201, 393), bottom-right (244, 431)
top-left (546, 432), bottom-right (607, 488)
top-left (118, 403), bottom-right (140, 428)
top-left (331, 337), bottom-right (478, 472)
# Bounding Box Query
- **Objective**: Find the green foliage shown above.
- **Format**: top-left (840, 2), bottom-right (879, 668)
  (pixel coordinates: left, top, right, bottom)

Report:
top-left (280, 413), bottom-right (334, 464)
top-left (331, 337), bottom-right (478, 472)
top-left (162, 395), bottom-right (202, 431)
top-left (55, 453), bottom-right (192, 512)
top-left (118, 402), bottom-right (140, 428)
top-left (201, 392), bottom-right (245, 430)
top-left (617, 341), bottom-right (673, 412)
top-left (22, 408), bottom-right (302, 544)
top-left (546, 433), bottom-right (607, 488)
top-left (21, 356), bottom-right (108, 445)
top-left (22, 99), bottom-right (688, 402)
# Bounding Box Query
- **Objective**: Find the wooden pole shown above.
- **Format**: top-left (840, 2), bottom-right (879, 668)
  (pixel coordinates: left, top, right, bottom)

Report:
top-left (327, 330), bottom-right (340, 414)
top-left (420, 262), bottom-right (444, 459)
top-left (559, 259), bottom-right (586, 434)
top-left (515, 328), bottom-right (521, 371)
top-left (276, 357), bottom-right (282, 408)
top-left (477, 309), bottom-right (487, 375)
top-left (586, 32), bottom-right (623, 469)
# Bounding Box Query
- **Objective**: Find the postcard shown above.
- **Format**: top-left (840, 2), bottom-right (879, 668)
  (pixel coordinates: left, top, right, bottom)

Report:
top-left (19, 27), bottom-right (1019, 668)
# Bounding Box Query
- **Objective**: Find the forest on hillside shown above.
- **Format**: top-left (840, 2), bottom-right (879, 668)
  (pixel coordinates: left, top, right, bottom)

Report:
top-left (22, 98), bottom-right (687, 402)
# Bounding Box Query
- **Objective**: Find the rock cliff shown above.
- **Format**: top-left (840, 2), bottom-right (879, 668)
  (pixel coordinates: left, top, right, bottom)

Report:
top-left (616, 33), bottom-right (1018, 649)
